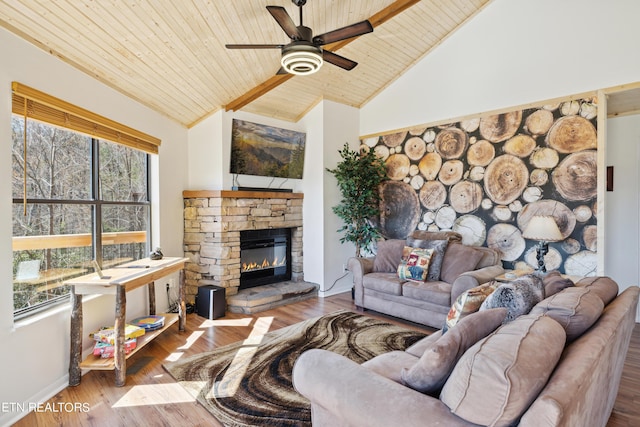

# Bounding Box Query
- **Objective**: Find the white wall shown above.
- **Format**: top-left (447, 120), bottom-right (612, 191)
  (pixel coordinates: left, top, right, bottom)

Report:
top-left (320, 101), bottom-right (359, 296)
top-left (0, 27), bottom-right (188, 426)
top-left (187, 110), bottom-right (224, 190)
top-left (361, 0), bottom-right (640, 136)
top-left (606, 115), bottom-right (640, 288)
top-left (360, 0), bottom-right (640, 293)
top-left (300, 102), bottom-right (325, 284)
top-left (301, 100), bottom-right (360, 295)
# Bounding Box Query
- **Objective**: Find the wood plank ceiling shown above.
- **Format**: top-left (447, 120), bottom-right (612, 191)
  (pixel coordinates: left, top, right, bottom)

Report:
top-left (0, 0), bottom-right (491, 127)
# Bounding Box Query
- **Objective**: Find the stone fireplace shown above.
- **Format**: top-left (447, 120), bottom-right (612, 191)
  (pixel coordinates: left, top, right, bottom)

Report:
top-left (182, 190), bottom-right (304, 305)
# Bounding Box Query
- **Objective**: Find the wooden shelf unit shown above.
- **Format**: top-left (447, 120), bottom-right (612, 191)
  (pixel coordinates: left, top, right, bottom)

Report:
top-left (80, 313), bottom-right (178, 370)
top-left (66, 257), bottom-right (187, 387)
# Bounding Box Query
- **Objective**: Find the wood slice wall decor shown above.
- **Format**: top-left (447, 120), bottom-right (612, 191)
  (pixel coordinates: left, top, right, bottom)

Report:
top-left (363, 97), bottom-right (599, 274)
top-left (377, 180), bottom-right (421, 239)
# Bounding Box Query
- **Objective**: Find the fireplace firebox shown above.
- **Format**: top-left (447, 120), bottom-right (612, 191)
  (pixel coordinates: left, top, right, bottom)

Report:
top-left (239, 228), bottom-right (292, 289)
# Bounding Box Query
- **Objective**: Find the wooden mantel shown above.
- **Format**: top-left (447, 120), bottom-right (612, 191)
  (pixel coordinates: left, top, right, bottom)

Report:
top-left (182, 190), bottom-right (303, 199)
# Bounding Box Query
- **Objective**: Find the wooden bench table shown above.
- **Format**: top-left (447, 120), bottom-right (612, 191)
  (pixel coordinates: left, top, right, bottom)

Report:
top-left (65, 256), bottom-right (188, 387)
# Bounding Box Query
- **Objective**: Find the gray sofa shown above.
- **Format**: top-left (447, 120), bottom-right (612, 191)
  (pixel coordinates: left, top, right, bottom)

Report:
top-left (294, 277), bottom-right (639, 427)
top-left (348, 231), bottom-right (504, 328)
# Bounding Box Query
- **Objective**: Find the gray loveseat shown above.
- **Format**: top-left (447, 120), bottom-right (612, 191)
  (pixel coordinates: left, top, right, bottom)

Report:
top-left (348, 231), bottom-right (504, 328)
top-left (294, 277), bottom-right (639, 427)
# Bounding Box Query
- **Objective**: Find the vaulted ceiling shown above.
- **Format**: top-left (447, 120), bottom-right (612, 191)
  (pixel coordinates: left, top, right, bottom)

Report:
top-left (0, 0), bottom-right (491, 127)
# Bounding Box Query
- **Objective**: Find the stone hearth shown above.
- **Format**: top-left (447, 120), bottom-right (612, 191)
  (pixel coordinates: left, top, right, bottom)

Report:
top-left (227, 281), bottom-right (318, 314)
top-left (183, 190), bottom-right (306, 308)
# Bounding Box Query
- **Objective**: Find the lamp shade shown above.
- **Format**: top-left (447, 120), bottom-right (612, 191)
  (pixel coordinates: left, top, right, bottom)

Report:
top-left (522, 216), bottom-right (564, 242)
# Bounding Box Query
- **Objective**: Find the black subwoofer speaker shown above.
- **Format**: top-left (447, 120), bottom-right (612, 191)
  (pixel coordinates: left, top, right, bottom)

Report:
top-left (197, 285), bottom-right (226, 319)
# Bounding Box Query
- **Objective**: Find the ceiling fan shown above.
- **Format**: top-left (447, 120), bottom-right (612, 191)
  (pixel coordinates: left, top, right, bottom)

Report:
top-left (225, 0), bottom-right (373, 76)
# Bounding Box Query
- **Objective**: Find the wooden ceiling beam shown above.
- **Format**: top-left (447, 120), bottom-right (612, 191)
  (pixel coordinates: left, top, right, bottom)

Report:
top-left (224, 0), bottom-right (421, 113)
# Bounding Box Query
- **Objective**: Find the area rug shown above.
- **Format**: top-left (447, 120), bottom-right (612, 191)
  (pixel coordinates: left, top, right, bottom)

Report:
top-left (163, 310), bottom-right (427, 427)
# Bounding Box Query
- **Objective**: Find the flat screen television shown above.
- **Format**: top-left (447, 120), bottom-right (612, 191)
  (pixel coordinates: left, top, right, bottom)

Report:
top-left (229, 119), bottom-right (306, 179)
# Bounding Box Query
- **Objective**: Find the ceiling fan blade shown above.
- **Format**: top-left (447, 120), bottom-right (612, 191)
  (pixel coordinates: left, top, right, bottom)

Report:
top-left (266, 6), bottom-right (302, 40)
top-left (322, 50), bottom-right (357, 71)
top-left (313, 20), bottom-right (373, 45)
top-left (225, 44), bottom-right (283, 49)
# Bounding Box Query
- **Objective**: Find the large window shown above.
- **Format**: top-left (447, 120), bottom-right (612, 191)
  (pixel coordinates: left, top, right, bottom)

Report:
top-left (11, 116), bottom-right (150, 319)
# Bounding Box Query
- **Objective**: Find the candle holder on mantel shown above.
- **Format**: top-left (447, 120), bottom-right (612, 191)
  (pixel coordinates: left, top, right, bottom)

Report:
top-left (522, 216), bottom-right (563, 273)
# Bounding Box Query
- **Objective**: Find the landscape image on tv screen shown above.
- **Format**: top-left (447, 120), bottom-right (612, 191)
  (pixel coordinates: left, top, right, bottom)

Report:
top-left (230, 119), bottom-right (306, 179)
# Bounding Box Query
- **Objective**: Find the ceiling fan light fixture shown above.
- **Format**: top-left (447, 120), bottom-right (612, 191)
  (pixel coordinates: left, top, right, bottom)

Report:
top-left (281, 43), bottom-right (323, 75)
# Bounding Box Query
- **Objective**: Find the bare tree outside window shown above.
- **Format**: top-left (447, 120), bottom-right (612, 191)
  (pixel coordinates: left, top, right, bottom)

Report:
top-left (11, 116), bottom-right (150, 318)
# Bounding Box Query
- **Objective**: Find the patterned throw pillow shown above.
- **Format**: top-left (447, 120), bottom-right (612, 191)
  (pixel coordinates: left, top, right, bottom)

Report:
top-left (397, 247), bottom-right (435, 282)
top-left (443, 281), bottom-right (499, 332)
top-left (406, 238), bottom-right (449, 281)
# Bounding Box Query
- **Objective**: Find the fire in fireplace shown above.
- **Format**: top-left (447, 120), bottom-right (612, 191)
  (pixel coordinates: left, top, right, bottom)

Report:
top-left (239, 228), bottom-right (292, 289)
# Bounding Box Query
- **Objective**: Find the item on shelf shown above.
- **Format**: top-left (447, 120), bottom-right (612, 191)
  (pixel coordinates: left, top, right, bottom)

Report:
top-left (150, 247), bottom-right (163, 260)
top-left (92, 338), bottom-right (137, 359)
top-left (130, 315), bottom-right (165, 331)
top-left (91, 324), bottom-right (145, 345)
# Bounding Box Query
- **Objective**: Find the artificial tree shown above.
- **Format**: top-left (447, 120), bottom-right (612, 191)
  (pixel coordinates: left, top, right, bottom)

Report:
top-left (327, 143), bottom-right (388, 256)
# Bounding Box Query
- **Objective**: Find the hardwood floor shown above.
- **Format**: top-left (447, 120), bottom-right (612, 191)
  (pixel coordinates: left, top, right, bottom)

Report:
top-left (12, 292), bottom-right (640, 427)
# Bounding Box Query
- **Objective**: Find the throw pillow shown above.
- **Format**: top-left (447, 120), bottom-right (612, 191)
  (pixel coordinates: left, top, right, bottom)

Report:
top-left (405, 331), bottom-right (443, 358)
top-left (372, 239), bottom-right (406, 273)
top-left (407, 238), bottom-right (449, 281)
top-left (439, 243), bottom-right (484, 284)
top-left (575, 276), bottom-right (619, 305)
top-left (530, 286), bottom-right (604, 341)
top-left (443, 281), bottom-right (499, 332)
top-left (397, 247), bottom-right (434, 282)
top-left (401, 308), bottom-right (508, 395)
top-left (362, 351), bottom-right (418, 384)
top-left (479, 274), bottom-right (544, 322)
top-left (440, 313), bottom-right (566, 427)
top-left (543, 270), bottom-right (574, 297)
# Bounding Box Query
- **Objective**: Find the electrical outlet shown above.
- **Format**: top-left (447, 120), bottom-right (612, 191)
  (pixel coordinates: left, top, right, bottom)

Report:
top-left (166, 283), bottom-right (170, 292)
top-left (342, 263), bottom-right (348, 272)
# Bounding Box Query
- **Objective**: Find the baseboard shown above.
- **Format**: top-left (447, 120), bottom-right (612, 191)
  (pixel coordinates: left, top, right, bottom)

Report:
top-left (318, 285), bottom-right (352, 298)
top-left (0, 375), bottom-right (71, 427)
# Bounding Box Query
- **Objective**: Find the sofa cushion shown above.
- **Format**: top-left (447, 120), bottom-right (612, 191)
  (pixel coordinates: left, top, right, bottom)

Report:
top-left (405, 330), bottom-right (443, 357)
top-left (402, 280), bottom-right (452, 306)
top-left (361, 351), bottom-right (418, 384)
top-left (397, 247), bottom-right (435, 282)
top-left (479, 274), bottom-right (544, 322)
top-left (530, 286), bottom-right (604, 341)
top-left (401, 308), bottom-right (507, 395)
top-left (362, 273), bottom-right (404, 295)
top-left (575, 276), bottom-right (619, 305)
top-left (444, 281), bottom-right (499, 332)
top-left (409, 230), bottom-right (462, 242)
top-left (474, 246), bottom-right (501, 269)
top-left (543, 270), bottom-right (575, 297)
top-left (441, 313), bottom-right (566, 427)
top-left (373, 239), bottom-right (406, 273)
top-left (406, 238), bottom-right (449, 281)
top-left (440, 243), bottom-right (484, 284)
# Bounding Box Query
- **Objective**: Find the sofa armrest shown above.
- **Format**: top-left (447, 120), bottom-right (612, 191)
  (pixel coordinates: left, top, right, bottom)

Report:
top-left (293, 349), bottom-right (475, 427)
top-left (451, 265), bottom-right (505, 302)
top-left (348, 257), bottom-right (374, 307)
